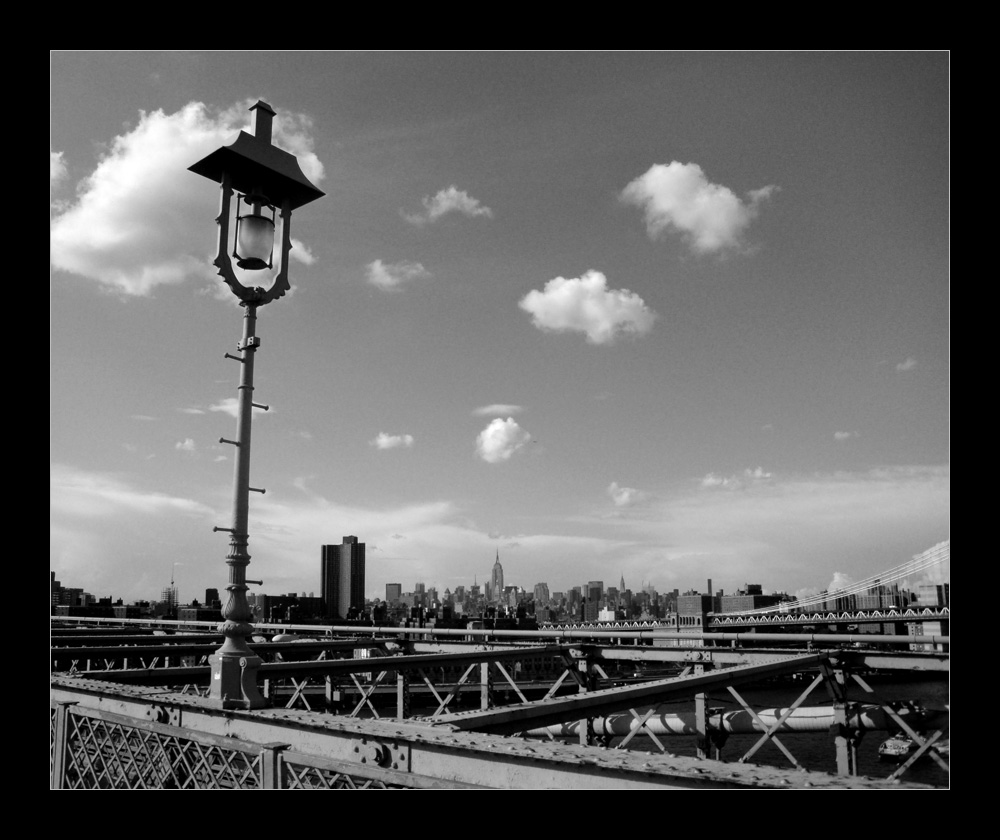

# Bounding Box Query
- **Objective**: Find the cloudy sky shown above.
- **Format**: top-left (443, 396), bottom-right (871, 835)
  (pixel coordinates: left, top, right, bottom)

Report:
top-left (50, 52), bottom-right (949, 605)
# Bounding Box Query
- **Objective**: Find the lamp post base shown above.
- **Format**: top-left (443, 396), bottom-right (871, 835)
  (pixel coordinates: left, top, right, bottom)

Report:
top-left (208, 650), bottom-right (268, 710)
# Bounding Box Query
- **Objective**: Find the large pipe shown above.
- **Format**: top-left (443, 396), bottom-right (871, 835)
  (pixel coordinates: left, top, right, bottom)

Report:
top-left (524, 704), bottom-right (949, 738)
top-left (49, 616), bottom-right (951, 647)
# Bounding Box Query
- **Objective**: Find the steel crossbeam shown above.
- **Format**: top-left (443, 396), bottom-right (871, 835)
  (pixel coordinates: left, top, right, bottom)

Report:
top-left (51, 633), bottom-right (224, 647)
top-left (731, 672), bottom-right (825, 768)
top-left (349, 671), bottom-right (387, 718)
top-left (849, 673), bottom-right (950, 778)
top-left (619, 706), bottom-right (666, 752)
top-left (70, 644), bottom-right (570, 685)
top-left (493, 661), bottom-right (530, 704)
top-left (53, 638), bottom-right (391, 664)
top-left (428, 663), bottom-right (478, 718)
top-left (886, 729), bottom-right (945, 781)
top-left (728, 686), bottom-right (801, 769)
top-left (416, 668), bottom-right (447, 714)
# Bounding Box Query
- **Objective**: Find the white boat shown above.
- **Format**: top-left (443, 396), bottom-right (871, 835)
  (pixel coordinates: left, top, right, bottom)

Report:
top-left (878, 734), bottom-right (918, 762)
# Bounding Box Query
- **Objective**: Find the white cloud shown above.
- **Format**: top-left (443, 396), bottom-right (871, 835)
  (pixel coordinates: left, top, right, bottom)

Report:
top-left (701, 466), bottom-right (773, 491)
top-left (175, 438), bottom-right (196, 453)
top-left (896, 357), bottom-right (918, 372)
top-left (621, 161), bottom-right (777, 254)
top-left (519, 270), bottom-right (657, 345)
top-left (180, 407), bottom-right (205, 415)
top-left (826, 572), bottom-right (856, 594)
top-left (476, 417), bottom-right (531, 463)
top-left (210, 398), bottom-right (239, 418)
top-left (371, 432), bottom-right (415, 450)
top-left (366, 259), bottom-right (431, 291)
top-left (403, 185), bottom-right (493, 226)
top-left (834, 431), bottom-right (859, 441)
top-left (608, 482), bottom-right (648, 507)
top-left (51, 151), bottom-right (68, 186)
top-left (51, 463), bottom-right (213, 520)
top-left (290, 238), bottom-right (315, 265)
top-left (207, 398), bottom-right (270, 418)
top-left (472, 404), bottom-right (524, 417)
top-left (50, 100), bottom-right (324, 296)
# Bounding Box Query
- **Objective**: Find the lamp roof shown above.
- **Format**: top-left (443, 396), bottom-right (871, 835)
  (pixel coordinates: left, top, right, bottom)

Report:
top-left (189, 100), bottom-right (324, 211)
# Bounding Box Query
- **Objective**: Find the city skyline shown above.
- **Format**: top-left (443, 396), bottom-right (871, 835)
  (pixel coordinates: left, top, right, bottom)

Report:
top-left (51, 52), bottom-right (949, 605)
top-left (53, 538), bottom-right (948, 614)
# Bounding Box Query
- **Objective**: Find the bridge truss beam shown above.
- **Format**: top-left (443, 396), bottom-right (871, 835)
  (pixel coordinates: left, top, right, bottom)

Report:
top-left (50, 676), bottom-right (931, 790)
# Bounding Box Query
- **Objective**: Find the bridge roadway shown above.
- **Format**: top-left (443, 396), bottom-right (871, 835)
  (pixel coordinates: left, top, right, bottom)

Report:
top-left (707, 606), bottom-right (950, 631)
top-left (50, 618), bottom-right (950, 789)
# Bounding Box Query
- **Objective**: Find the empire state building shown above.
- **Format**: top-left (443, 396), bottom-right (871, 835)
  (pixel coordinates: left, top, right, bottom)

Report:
top-left (491, 549), bottom-right (504, 603)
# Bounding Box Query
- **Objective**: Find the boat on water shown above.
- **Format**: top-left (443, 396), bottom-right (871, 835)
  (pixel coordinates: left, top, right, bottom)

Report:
top-left (878, 734), bottom-right (918, 762)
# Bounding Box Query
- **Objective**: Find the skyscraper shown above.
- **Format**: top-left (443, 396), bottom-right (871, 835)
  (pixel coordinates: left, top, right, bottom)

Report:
top-left (321, 536), bottom-right (366, 620)
top-left (491, 549), bottom-right (504, 604)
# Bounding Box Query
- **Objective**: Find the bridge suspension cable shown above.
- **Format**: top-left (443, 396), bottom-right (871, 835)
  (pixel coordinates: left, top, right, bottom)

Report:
top-left (720, 540), bottom-right (949, 616)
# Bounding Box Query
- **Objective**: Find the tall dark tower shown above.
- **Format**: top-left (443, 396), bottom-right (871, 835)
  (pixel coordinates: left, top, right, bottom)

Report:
top-left (321, 536), bottom-right (366, 620)
top-left (491, 549), bottom-right (504, 604)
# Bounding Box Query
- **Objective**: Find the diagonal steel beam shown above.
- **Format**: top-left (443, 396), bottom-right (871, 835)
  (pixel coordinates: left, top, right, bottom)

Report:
top-left (431, 664), bottom-right (478, 719)
top-left (619, 706), bottom-right (666, 752)
top-left (887, 729), bottom-right (945, 781)
top-left (416, 668), bottom-right (447, 711)
top-left (729, 686), bottom-right (801, 769)
top-left (493, 661), bottom-right (530, 704)
top-left (851, 674), bottom-right (949, 773)
top-left (348, 671), bottom-right (387, 718)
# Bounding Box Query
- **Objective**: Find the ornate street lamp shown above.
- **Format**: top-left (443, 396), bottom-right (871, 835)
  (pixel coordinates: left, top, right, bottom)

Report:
top-left (190, 101), bottom-right (323, 709)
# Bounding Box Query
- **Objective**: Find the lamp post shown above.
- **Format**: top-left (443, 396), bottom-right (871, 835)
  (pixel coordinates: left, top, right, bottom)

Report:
top-left (190, 101), bottom-right (324, 709)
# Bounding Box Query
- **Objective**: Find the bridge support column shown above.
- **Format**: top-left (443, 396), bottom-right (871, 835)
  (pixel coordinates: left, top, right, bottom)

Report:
top-left (397, 671), bottom-right (411, 719)
top-left (480, 662), bottom-right (493, 710)
top-left (695, 691), bottom-right (710, 759)
top-left (575, 656), bottom-right (601, 746)
top-left (51, 701), bottom-right (77, 790)
top-left (692, 663), bottom-right (720, 759)
top-left (261, 742), bottom-right (289, 789)
top-left (822, 662), bottom-right (860, 776)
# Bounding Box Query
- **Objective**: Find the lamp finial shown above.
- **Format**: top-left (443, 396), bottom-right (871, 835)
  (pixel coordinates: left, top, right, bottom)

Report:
top-left (249, 100), bottom-right (276, 147)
